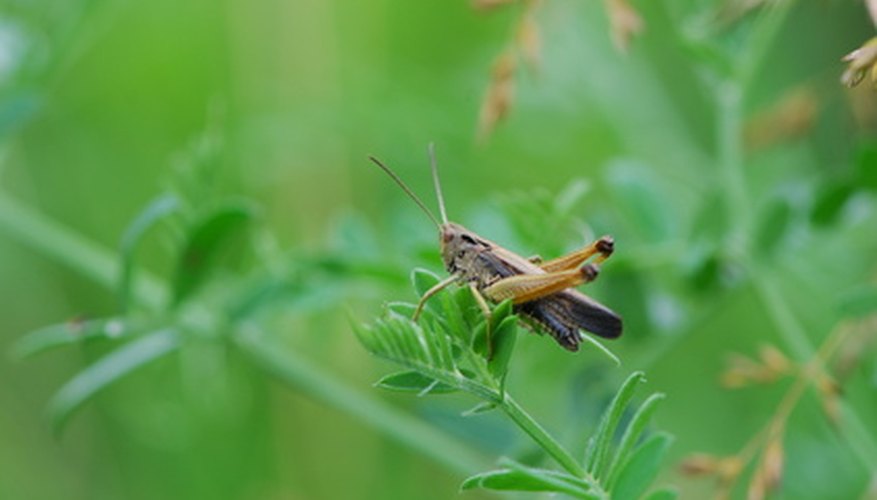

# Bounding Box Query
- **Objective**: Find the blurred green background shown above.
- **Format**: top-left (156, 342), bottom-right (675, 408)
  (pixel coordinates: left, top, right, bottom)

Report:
top-left (1, 0), bottom-right (877, 499)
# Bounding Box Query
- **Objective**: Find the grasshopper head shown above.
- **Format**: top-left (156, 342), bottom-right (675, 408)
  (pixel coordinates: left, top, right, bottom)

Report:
top-left (440, 222), bottom-right (489, 276)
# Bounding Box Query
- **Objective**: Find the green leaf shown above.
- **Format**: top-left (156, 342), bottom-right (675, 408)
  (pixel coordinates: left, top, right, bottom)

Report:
top-left (411, 268), bottom-right (450, 320)
top-left (171, 202), bottom-right (255, 306)
top-left (810, 181), bottom-right (854, 227)
top-left (678, 38), bottom-right (734, 79)
top-left (585, 371), bottom-right (645, 479)
top-left (412, 268), bottom-right (441, 298)
top-left (688, 251), bottom-right (722, 291)
top-left (454, 284), bottom-right (480, 328)
top-left (12, 317), bottom-right (131, 359)
top-left (606, 393), bottom-right (666, 489)
top-left (488, 316), bottom-right (518, 378)
top-left (855, 141), bottom-right (877, 191)
top-left (491, 299), bottom-right (514, 327)
top-left (48, 328), bottom-right (179, 435)
top-left (472, 298), bottom-right (514, 357)
top-left (354, 313), bottom-right (498, 401)
top-left (386, 302), bottom-right (417, 317)
top-left (375, 370), bottom-right (458, 394)
top-left (690, 189), bottom-right (728, 243)
top-left (461, 467), bottom-right (597, 498)
top-left (461, 401), bottom-right (498, 417)
top-left (439, 284), bottom-right (470, 343)
top-left (837, 285), bottom-right (877, 318)
top-left (611, 433), bottom-right (673, 500)
top-left (118, 194), bottom-right (180, 310)
top-left (753, 199), bottom-right (791, 257)
top-left (580, 333), bottom-right (621, 365)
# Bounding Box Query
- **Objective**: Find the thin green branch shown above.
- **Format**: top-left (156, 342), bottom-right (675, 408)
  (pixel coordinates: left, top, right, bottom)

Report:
top-left (235, 326), bottom-right (489, 474)
top-left (712, 10), bottom-right (877, 473)
top-left (0, 191), bottom-right (490, 475)
top-left (739, 0), bottom-right (797, 90)
top-left (752, 275), bottom-right (877, 470)
top-left (501, 395), bottom-right (590, 481)
top-left (716, 81), bottom-right (751, 241)
top-left (0, 192), bottom-right (165, 308)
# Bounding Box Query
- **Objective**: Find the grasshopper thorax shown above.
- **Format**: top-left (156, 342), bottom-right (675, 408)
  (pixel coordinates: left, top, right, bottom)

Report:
top-left (440, 222), bottom-right (491, 278)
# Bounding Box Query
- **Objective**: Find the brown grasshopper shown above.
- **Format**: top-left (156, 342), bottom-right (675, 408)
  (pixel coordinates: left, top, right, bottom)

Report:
top-left (369, 145), bottom-right (622, 352)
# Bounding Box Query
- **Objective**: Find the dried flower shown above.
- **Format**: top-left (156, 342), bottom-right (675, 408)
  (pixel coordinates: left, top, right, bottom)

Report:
top-left (721, 345), bottom-right (794, 388)
top-left (758, 344), bottom-right (792, 375)
top-left (762, 438), bottom-right (784, 491)
top-left (816, 374), bottom-right (842, 426)
top-left (744, 88), bottom-right (818, 152)
top-left (716, 456), bottom-right (744, 485)
top-left (680, 453), bottom-right (744, 487)
top-left (680, 454), bottom-right (720, 475)
top-left (842, 38), bottom-right (877, 88)
top-left (477, 50), bottom-right (517, 141)
top-left (721, 353), bottom-right (763, 388)
top-left (517, 11), bottom-right (541, 71)
top-left (604, 0), bottom-right (644, 53)
top-left (747, 438), bottom-right (784, 500)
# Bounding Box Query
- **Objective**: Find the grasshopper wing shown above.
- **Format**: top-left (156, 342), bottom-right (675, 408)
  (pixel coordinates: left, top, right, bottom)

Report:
top-left (517, 290), bottom-right (622, 351)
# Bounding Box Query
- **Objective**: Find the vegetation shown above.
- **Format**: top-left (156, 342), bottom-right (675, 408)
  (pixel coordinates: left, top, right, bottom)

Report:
top-left (1, 1), bottom-right (876, 499)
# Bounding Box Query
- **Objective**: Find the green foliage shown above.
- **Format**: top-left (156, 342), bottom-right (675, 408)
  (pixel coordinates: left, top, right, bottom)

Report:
top-left (355, 270), bottom-right (510, 403)
top-left (11, 189), bottom-right (258, 432)
top-left (118, 194), bottom-right (180, 310)
top-left (358, 273), bottom-right (672, 498)
top-left (2, 0), bottom-right (877, 498)
top-left (12, 316), bottom-right (134, 359)
top-left (461, 459), bottom-right (600, 498)
top-left (47, 328), bottom-right (179, 434)
top-left (171, 201), bottom-right (257, 306)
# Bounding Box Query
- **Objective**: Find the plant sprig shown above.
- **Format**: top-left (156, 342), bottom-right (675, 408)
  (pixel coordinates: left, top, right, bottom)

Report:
top-left (356, 269), bottom-right (674, 499)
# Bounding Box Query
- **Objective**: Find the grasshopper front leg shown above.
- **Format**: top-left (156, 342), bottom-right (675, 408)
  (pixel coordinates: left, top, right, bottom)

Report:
top-left (482, 263), bottom-right (601, 304)
top-left (412, 275), bottom-right (458, 321)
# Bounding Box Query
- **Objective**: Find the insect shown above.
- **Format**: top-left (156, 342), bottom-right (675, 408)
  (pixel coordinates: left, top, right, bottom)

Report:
top-left (368, 145), bottom-right (622, 352)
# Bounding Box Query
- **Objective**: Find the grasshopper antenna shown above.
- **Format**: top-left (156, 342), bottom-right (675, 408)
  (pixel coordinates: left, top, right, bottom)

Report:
top-left (368, 155), bottom-right (441, 229)
top-left (428, 143), bottom-right (448, 224)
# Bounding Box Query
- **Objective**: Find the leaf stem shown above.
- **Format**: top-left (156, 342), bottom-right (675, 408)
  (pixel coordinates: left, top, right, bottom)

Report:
top-left (501, 395), bottom-right (588, 479)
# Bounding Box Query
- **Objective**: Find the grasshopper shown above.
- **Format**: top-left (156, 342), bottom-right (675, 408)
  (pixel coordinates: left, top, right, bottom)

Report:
top-left (369, 145), bottom-right (622, 352)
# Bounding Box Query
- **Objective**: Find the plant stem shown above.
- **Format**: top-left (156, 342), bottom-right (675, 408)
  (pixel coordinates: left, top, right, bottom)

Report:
top-left (0, 192), bottom-right (165, 308)
top-left (716, 80), bottom-right (751, 244)
top-left (739, 0), bottom-right (796, 89)
top-left (752, 276), bottom-right (877, 469)
top-left (0, 191), bottom-right (490, 475)
top-left (712, 19), bottom-right (877, 473)
top-left (235, 326), bottom-right (489, 475)
top-left (501, 395), bottom-right (586, 478)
